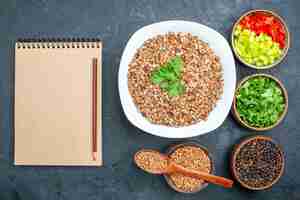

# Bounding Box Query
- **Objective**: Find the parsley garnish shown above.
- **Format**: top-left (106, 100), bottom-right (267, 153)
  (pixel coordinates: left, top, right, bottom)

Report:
top-left (236, 77), bottom-right (285, 128)
top-left (150, 56), bottom-right (185, 97)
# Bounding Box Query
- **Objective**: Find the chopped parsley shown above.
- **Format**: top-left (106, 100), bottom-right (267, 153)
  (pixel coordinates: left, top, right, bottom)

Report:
top-left (150, 56), bottom-right (185, 97)
top-left (236, 76), bottom-right (285, 128)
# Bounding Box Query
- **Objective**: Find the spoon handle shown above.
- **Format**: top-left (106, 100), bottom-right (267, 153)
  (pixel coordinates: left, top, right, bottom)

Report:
top-left (170, 163), bottom-right (234, 188)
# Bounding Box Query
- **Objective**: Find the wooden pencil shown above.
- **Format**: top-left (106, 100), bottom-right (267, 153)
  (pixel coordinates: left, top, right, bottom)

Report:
top-left (92, 58), bottom-right (98, 161)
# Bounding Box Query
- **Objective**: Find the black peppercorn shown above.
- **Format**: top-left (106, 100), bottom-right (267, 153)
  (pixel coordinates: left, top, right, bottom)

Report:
top-left (232, 136), bottom-right (284, 190)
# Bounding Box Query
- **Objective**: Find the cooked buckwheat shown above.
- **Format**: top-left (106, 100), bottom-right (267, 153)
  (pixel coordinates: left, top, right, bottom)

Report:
top-left (128, 32), bottom-right (223, 126)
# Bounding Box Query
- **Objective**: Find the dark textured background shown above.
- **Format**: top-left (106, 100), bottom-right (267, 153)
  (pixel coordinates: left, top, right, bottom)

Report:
top-left (1, 0), bottom-right (299, 199)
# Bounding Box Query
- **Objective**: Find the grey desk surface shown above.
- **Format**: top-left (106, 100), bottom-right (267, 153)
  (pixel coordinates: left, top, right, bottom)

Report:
top-left (1, 0), bottom-right (300, 199)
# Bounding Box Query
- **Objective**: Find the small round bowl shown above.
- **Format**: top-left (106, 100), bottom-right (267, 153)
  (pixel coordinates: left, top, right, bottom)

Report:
top-left (232, 73), bottom-right (288, 131)
top-left (231, 9), bottom-right (290, 69)
top-left (163, 142), bottom-right (214, 193)
top-left (231, 135), bottom-right (285, 190)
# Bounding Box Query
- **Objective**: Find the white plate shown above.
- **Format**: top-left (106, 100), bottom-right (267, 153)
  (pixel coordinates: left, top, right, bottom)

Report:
top-left (118, 20), bottom-right (236, 138)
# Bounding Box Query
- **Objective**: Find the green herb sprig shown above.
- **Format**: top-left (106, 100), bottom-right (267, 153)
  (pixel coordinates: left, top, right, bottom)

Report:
top-left (150, 56), bottom-right (185, 97)
top-left (236, 76), bottom-right (285, 128)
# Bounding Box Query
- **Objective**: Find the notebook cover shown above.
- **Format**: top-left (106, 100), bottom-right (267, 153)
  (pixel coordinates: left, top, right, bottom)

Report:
top-left (14, 39), bottom-right (102, 166)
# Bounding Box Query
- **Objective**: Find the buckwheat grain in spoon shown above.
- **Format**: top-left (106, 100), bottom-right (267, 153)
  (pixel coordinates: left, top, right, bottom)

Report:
top-left (134, 149), bottom-right (233, 188)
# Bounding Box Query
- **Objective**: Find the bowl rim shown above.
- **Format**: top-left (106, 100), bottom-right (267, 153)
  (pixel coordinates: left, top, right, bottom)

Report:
top-left (163, 141), bottom-right (214, 193)
top-left (232, 73), bottom-right (288, 131)
top-left (231, 9), bottom-right (290, 69)
top-left (118, 20), bottom-right (236, 138)
top-left (231, 135), bottom-right (285, 190)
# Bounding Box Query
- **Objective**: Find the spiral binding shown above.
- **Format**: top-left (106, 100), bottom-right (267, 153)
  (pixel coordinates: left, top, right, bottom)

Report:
top-left (16, 38), bottom-right (101, 49)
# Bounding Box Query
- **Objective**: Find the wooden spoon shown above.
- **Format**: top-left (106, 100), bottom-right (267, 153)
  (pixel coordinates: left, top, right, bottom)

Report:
top-left (134, 149), bottom-right (233, 188)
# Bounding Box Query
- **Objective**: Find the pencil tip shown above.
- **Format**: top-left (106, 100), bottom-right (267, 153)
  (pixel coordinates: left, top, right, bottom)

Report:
top-left (92, 152), bottom-right (97, 161)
